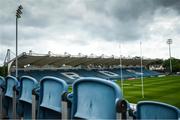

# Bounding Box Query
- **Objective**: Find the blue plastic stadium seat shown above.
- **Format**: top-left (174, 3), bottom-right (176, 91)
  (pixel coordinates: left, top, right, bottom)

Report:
top-left (37, 76), bottom-right (68, 119)
top-left (136, 101), bottom-right (180, 119)
top-left (17, 76), bottom-right (38, 119)
top-left (0, 76), bottom-right (5, 87)
top-left (4, 75), bottom-right (19, 118)
top-left (69, 77), bottom-right (123, 119)
top-left (0, 76), bottom-right (5, 118)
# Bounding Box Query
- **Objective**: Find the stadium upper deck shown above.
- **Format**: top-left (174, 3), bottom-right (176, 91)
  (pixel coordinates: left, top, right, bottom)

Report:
top-left (4, 51), bottom-right (161, 69)
top-left (3, 51), bottom-right (162, 84)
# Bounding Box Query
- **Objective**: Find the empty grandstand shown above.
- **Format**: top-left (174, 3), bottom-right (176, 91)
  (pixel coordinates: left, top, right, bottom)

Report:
top-left (4, 51), bottom-right (162, 84)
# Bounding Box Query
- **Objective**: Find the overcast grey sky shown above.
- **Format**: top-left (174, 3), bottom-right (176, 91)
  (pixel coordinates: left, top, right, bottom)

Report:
top-left (0, 0), bottom-right (180, 65)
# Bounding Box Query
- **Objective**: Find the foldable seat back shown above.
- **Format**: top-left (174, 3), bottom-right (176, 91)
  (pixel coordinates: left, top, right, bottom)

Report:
top-left (18, 76), bottom-right (38, 119)
top-left (70, 77), bottom-right (123, 119)
top-left (4, 75), bottom-right (19, 118)
top-left (136, 101), bottom-right (180, 119)
top-left (0, 76), bottom-right (5, 119)
top-left (38, 76), bottom-right (68, 119)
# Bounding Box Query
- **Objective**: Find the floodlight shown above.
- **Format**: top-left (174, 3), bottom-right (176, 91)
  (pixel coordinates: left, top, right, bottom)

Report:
top-left (17, 9), bottom-right (22, 14)
top-left (16, 13), bottom-right (21, 18)
top-left (167, 39), bottom-right (173, 73)
top-left (167, 39), bottom-right (172, 44)
top-left (15, 5), bottom-right (23, 78)
top-left (19, 5), bottom-right (23, 10)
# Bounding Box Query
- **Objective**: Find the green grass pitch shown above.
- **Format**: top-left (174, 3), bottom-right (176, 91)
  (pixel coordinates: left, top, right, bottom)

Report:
top-left (116, 75), bottom-right (180, 108)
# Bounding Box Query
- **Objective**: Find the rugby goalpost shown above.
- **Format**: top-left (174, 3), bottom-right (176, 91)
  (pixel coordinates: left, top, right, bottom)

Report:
top-left (117, 40), bottom-right (144, 98)
top-left (140, 40), bottom-right (144, 98)
top-left (119, 43), bottom-right (124, 96)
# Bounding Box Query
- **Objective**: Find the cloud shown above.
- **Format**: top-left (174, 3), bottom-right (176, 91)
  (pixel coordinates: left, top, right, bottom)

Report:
top-left (1, 0), bottom-right (180, 65)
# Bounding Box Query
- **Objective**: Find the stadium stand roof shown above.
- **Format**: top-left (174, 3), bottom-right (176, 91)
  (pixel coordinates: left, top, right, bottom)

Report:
top-left (4, 51), bottom-right (162, 68)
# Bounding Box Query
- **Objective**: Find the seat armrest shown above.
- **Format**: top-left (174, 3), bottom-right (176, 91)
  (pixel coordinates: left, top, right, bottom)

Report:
top-left (61, 92), bottom-right (72, 113)
top-left (32, 87), bottom-right (40, 98)
top-left (13, 84), bottom-right (21, 96)
top-left (62, 92), bottom-right (69, 102)
top-left (62, 92), bottom-right (72, 107)
top-left (61, 92), bottom-right (71, 119)
top-left (67, 93), bottom-right (73, 102)
top-left (0, 84), bottom-right (5, 92)
top-left (12, 84), bottom-right (20, 119)
top-left (31, 87), bottom-right (39, 119)
top-left (116, 99), bottom-right (128, 119)
top-left (62, 92), bottom-right (73, 102)
top-left (13, 84), bottom-right (20, 92)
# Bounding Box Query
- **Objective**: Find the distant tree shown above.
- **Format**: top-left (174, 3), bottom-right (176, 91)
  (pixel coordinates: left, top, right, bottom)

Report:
top-left (163, 58), bottom-right (180, 73)
top-left (148, 59), bottom-right (164, 65)
top-left (0, 66), bottom-right (8, 77)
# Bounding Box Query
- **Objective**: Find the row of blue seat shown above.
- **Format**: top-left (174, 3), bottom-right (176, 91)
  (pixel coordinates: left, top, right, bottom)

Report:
top-left (0, 75), bottom-right (125, 119)
top-left (0, 75), bottom-right (179, 119)
top-left (11, 68), bottom-right (162, 84)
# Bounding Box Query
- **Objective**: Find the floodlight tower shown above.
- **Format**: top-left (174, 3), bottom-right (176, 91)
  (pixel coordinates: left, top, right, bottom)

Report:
top-left (15, 5), bottom-right (23, 77)
top-left (167, 39), bottom-right (173, 73)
